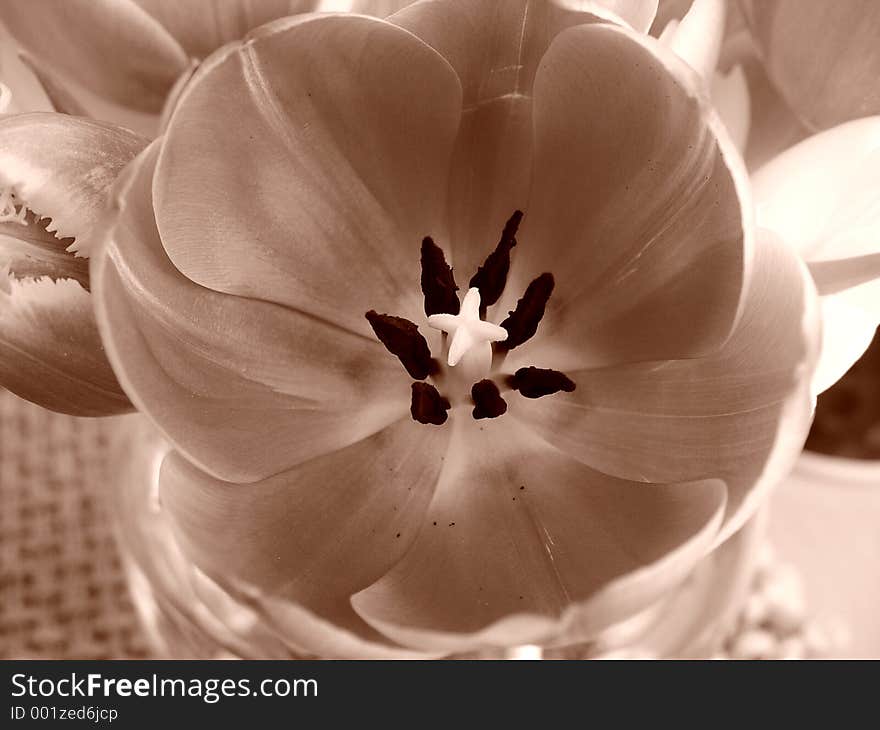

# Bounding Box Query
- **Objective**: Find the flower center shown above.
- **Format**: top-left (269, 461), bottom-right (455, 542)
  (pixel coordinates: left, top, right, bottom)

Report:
top-left (427, 287), bottom-right (507, 380)
top-left (365, 211), bottom-right (575, 426)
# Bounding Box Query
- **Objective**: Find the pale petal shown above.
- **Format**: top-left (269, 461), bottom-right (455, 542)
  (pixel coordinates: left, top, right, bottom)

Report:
top-left (16, 52), bottom-right (89, 117)
top-left (594, 510), bottom-right (765, 658)
top-left (514, 229), bottom-right (820, 544)
top-left (0, 113), bottom-right (147, 253)
top-left (0, 83), bottom-right (13, 115)
top-left (0, 276), bottom-right (129, 415)
top-left (159, 417), bottom-right (449, 645)
top-left (740, 0), bottom-right (880, 130)
top-left (662, 0), bottom-right (725, 81)
top-left (0, 25), bottom-right (54, 113)
top-left (751, 117), bottom-right (880, 261)
top-left (337, 0), bottom-right (416, 17)
top-left (810, 296), bottom-right (876, 397)
top-left (352, 417), bottom-right (727, 652)
top-left (752, 118), bottom-right (880, 389)
top-left (155, 14), bottom-right (462, 332)
top-left (94, 141), bottom-right (411, 483)
top-left (717, 25), bottom-right (808, 171)
top-left (504, 22), bottom-right (750, 366)
top-left (134, 0), bottom-right (312, 58)
top-left (157, 59), bottom-right (199, 134)
top-left (556, 0), bottom-right (659, 32)
top-left (0, 0), bottom-right (189, 112)
top-left (391, 0), bottom-right (613, 281)
top-left (711, 64), bottom-right (749, 153)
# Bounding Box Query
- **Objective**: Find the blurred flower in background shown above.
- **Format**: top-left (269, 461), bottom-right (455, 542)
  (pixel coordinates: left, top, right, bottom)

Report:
top-left (0, 1), bottom-right (419, 134)
top-left (0, 114), bottom-right (144, 415)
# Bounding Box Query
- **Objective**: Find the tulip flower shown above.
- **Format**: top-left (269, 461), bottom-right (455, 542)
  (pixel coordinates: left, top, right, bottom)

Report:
top-left (85, 1), bottom-right (819, 657)
top-left (0, 113), bottom-right (145, 414)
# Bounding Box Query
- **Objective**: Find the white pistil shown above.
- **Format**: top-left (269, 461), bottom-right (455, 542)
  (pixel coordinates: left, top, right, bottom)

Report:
top-left (427, 287), bottom-right (507, 378)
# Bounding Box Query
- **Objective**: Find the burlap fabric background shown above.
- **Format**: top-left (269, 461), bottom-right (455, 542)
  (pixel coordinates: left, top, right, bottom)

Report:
top-left (0, 389), bottom-right (152, 658)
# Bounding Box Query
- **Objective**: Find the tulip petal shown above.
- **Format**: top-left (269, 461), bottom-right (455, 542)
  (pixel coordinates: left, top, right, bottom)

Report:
top-left (717, 26), bottom-right (808, 171)
top-left (502, 22), bottom-right (749, 366)
top-left (582, 0), bottom-right (658, 32)
top-left (340, 0), bottom-right (419, 18)
top-left (134, 0), bottom-right (312, 59)
top-left (811, 296), bottom-right (876, 397)
top-left (711, 64), bottom-right (749, 154)
top-left (752, 117), bottom-right (880, 391)
top-left (94, 141), bottom-right (412, 483)
top-left (662, 0), bottom-right (725, 81)
top-left (514, 229), bottom-right (819, 544)
top-left (593, 510), bottom-right (765, 658)
top-left (351, 416), bottom-right (727, 652)
top-left (154, 14), bottom-right (462, 332)
top-left (740, 0), bottom-right (880, 130)
top-left (0, 113), bottom-right (147, 254)
top-left (391, 0), bottom-right (613, 283)
top-left (16, 52), bottom-right (89, 117)
top-left (0, 0), bottom-right (189, 112)
top-left (159, 415), bottom-right (449, 647)
top-left (0, 276), bottom-right (129, 415)
top-left (0, 26), bottom-right (53, 113)
top-left (751, 117), bottom-right (880, 262)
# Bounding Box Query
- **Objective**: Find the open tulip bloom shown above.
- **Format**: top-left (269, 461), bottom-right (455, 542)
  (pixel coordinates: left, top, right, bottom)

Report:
top-left (1, 0), bottom-right (879, 657)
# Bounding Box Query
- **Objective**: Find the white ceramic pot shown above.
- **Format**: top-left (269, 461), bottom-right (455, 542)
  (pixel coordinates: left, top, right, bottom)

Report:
top-left (767, 451), bottom-right (880, 657)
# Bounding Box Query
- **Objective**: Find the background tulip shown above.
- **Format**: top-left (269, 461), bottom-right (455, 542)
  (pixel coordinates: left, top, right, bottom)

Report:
top-left (89, 3), bottom-right (819, 656)
top-left (0, 113), bottom-right (145, 415)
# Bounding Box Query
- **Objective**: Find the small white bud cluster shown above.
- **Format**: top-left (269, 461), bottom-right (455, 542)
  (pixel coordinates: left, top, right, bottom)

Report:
top-left (719, 543), bottom-right (850, 660)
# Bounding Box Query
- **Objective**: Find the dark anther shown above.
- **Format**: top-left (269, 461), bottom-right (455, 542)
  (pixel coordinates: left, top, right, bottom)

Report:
top-left (469, 210), bottom-right (523, 309)
top-left (411, 382), bottom-right (451, 425)
top-left (365, 310), bottom-right (435, 380)
top-left (497, 273), bottom-right (554, 351)
top-left (508, 367), bottom-right (576, 399)
top-left (471, 379), bottom-right (507, 420)
top-left (420, 237), bottom-right (460, 316)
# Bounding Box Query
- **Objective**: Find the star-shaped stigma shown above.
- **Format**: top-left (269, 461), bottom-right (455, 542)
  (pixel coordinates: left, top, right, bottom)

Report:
top-left (428, 287), bottom-right (507, 370)
top-left (365, 211), bottom-right (576, 426)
